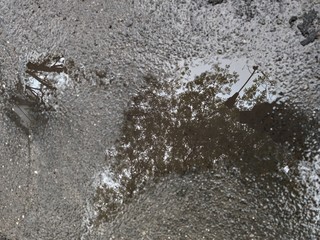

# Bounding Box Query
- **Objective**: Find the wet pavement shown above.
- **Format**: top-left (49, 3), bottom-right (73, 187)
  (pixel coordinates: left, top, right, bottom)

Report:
top-left (0, 0), bottom-right (319, 239)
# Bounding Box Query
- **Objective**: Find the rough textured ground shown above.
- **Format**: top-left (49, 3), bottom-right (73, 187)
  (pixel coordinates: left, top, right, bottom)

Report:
top-left (91, 167), bottom-right (310, 240)
top-left (0, 0), bottom-right (319, 239)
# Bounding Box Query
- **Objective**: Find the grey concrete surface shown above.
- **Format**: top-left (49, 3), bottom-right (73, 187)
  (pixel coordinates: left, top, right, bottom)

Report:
top-left (0, 0), bottom-right (319, 239)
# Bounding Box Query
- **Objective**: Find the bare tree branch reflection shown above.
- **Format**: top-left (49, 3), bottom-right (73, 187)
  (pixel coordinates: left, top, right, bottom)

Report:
top-left (93, 65), bottom-right (318, 225)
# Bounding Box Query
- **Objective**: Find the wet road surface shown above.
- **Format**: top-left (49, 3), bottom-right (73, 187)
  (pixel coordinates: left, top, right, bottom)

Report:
top-left (0, 0), bottom-right (319, 239)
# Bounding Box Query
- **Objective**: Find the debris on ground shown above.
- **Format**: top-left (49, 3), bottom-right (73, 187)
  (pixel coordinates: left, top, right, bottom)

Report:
top-left (297, 10), bottom-right (319, 46)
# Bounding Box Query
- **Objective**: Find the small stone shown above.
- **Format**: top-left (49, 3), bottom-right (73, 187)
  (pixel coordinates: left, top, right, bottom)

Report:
top-left (96, 69), bottom-right (107, 78)
top-left (258, 19), bottom-right (266, 25)
top-left (289, 16), bottom-right (297, 26)
top-left (240, 198), bottom-right (247, 204)
top-left (125, 20), bottom-right (133, 27)
top-left (270, 27), bottom-right (276, 32)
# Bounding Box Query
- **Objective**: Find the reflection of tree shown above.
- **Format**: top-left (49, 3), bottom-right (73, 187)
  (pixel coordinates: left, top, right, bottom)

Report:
top-left (225, 65), bottom-right (259, 108)
top-left (116, 69), bottom-right (287, 180)
top-left (10, 56), bottom-right (67, 111)
top-left (5, 56), bottom-right (71, 132)
top-left (94, 66), bottom-right (318, 224)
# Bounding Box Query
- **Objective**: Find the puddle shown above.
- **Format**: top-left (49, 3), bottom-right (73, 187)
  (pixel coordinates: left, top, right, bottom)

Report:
top-left (6, 56), bottom-right (72, 132)
top-left (24, 56), bottom-right (71, 108)
top-left (90, 58), bottom-right (319, 227)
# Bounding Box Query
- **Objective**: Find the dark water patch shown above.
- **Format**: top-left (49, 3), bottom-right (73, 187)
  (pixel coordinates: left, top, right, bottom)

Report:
top-left (93, 65), bottom-right (319, 226)
top-left (239, 101), bottom-right (317, 159)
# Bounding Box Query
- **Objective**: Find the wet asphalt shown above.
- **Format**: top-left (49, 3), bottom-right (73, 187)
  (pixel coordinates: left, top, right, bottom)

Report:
top-left (0, 0), bottom-right (319, 239)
